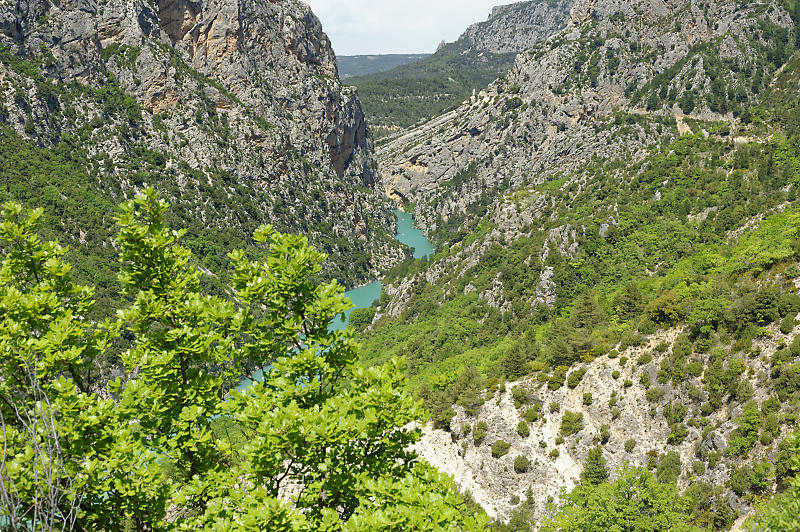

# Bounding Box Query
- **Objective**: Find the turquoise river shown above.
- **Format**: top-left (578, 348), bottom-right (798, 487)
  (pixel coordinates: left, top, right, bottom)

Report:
top-left (329, 209), bottom-right (434, 331)
top-left (237, 209), bottom-right (433, 388)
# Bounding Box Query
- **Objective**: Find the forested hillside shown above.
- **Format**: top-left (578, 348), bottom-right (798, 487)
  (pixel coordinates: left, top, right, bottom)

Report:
top-left (357, 0), bottom-right (800, 528)
top-left (349, 0), bottom-right (573, 139)
top-left (338, 54), bottom-right (430, 78)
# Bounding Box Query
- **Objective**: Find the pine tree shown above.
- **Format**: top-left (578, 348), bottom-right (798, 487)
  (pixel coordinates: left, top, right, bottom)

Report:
top-left (581, 446), bottom-right (609, 486)
top-left (502, 343), bottom-right (529, 379)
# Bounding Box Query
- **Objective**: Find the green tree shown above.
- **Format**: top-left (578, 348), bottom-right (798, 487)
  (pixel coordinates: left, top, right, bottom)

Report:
top-left (0, 193), bottom-right (488, 530)
top-left (542, 465), bottom-right (702, 531)
top-left (514, 455), bottom-right (531, 474)
top-left (727, 402), bottom-right (761, 457)
top-left (560, 411), bottom-right (584, 436)
top-left (657, 451), bottom-right (683, 485)
top-left (0, 201), bottom-right (161, 529)
top-left (749, 433), bottom-right (800, 531)
top-left (581, 446), bottom-right (609, 486)
top-left (503, 342), bottom-right (530, 379)
top-left (646, 290), bottom-right (685, 326)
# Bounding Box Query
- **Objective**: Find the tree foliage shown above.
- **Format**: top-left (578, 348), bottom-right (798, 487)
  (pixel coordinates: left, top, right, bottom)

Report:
top-left (0, 192), bottom-right (487, 530)
top-left (542, 465), bottom-right (703, 532)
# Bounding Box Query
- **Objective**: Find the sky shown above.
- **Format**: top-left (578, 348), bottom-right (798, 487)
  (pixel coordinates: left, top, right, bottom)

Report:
top-left (303, 0), bottom-right (513, 56)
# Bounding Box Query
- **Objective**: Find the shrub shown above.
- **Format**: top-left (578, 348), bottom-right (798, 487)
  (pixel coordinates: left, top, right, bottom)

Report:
top-left (730, 465), bottom-right (752, 496)
top-left (523, 404), bottom-right (540, 423)
top-left (513, 455), bottom-right (531, 473)
top-left (667, 423), bottom-right (689, 445)
top-left (492, 439), bottom-right (511, 458)
top-left (750, 461), bottom-right (774, 493)
top-left (780, 313), bottom-right (795, 334)
top-left (638, 318), bottom-right (658, 335)
top-left (549, 448), bottom-right (560, 458)
top-left (687, 361), bottom-right (704, 377)
top-left (550, 402), bottom-right (560, 413)
top-left (640, 371), bottom-right (651, 388)
top-left (776, 434), bottom-right (800, 483)
top-left (657, 451), bottom-right (682, 484)
top-left (708, 451), bottom-right (721, 470)
top-left (517, 420), bottom-right (530, 438)
top-left (638, 352), bottom-right (653, 366)
top-left (611, 406), bottom-right (621, 420)
top-left (779, 292), bottom-right (800, 316)
top-left (348, 307), bottom-right (376, 331)
top-left (567, 367), bottom-right (588, 388)
top-left (473, 421), bottom-right (488, 446)
top-left (646, 290), bottom-right (684, 326)
top-left (598, 424), bottom-right (610, 444)
top-left (726, 402), bottom-right (761, 457)
top-left (430, 395), bottom-right (457, 430)
top-left (692, 461), bottom-right (706, 476)
top-left (548, 368), bottom-right (567, 390)
top-left (612, 370), bottom-right (620, 379)
top-left (512, 386), bottom-right (531, 408)
top-left (625, 439), bottom-right (636, 452)
top-left (583, 393), bottom-right (593, 405)
top-left (560, 411), bottom-right (584, 436)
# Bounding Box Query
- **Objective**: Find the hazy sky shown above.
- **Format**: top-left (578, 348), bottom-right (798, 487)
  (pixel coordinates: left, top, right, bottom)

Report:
top-left (304, 0), bottom-right (512, 56)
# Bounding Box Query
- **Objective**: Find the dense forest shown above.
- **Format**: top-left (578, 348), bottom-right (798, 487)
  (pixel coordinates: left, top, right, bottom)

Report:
top-left (349, 45), bottom-right (516, 139)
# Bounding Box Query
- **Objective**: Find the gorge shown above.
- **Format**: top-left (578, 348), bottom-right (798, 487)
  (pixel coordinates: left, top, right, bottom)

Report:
top-left (3, 0), bottom-right (800, 530)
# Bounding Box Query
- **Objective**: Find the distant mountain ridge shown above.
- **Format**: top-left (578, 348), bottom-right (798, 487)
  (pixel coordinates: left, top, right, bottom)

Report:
top-left (338, 54), bottom-right (430, 79)
top-left (458, 0), bottom-right (576, 54)
top-left (350, 0), bottom-right (574, 138)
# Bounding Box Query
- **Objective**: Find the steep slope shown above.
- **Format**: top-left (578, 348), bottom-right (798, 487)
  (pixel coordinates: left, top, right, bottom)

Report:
top-left (338, 54), bottom-right (430, 79)
top-left (349, 0), bottom-right (574, 139)
top-left (359, 0), bottom-right (800, 527)
top-left (381, 0), bottom-right (797, 233)
top-left (0, 0), bottom-right (403, 312)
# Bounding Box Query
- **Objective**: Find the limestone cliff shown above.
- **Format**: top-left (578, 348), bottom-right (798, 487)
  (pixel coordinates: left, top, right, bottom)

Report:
top-left (380, 0), bottom-right (794, 239)
top-left (0, 0), bottom-right (403, 286)
top-left (456, 0), bottom-right (575, 55)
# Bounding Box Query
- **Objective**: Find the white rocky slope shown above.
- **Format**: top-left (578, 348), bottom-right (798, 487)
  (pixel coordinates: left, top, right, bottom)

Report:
top-left (415, 319), bottom-right (798, 524)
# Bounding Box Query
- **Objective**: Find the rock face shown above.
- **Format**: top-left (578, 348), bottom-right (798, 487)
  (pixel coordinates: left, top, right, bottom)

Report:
top-left (380, 0), bottom-right (793, 238)
top-left (415, 320), bottom-right (798, 523)
top-left (0, 0), bottom-right (403, 285)
top-left (349, 0), bottom-right (574, 139)
top-left (456, 0), bottom-right (575, 55)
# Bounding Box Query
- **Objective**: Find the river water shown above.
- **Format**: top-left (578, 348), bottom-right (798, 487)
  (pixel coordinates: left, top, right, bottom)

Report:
top-left (328, 209), bottom-right (433, 331)
top-left (237, 209), bottom-right (433, 387)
